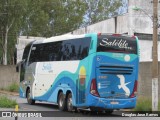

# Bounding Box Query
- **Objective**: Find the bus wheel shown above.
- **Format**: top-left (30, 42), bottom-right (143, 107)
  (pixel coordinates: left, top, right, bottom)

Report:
top-left (67, 93), bottom-right (73, 112)
top-left (26, 89), bottom-right (35, 105)
top-left (58, 92), bottom-right (67, 111)
top-left (90, 107), bottom-right (103, 114)
top-left (105, 110), bottom-right (113, 115)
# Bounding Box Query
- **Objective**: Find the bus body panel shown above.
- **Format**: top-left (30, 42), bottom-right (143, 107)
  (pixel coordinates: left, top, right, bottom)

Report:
top-left (26, 58), bottom-right (90, 106)
top-left (95, 53), bottom-right (138, 98)
top-left (87, 94), bottom-right (137, 109)
top-left (19, 33), bottom-right (139, 110)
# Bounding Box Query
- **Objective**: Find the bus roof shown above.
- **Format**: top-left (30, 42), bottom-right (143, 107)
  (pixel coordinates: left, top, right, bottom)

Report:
top-left (33, 34), bottom-right (85, 44)
top-left (32, 33), bottom-right (138, 45)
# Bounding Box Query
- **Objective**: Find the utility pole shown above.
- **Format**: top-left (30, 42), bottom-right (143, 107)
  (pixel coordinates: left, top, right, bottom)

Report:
top-left (152, 0), bottom-right (159, 111)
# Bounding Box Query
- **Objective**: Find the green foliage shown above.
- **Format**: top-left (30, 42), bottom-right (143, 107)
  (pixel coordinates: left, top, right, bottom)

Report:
top-left (0, 96), bottom-right (17, 108)
top-left (0, 87), bottom-right (4, 91)
top-left (134, 97), bottom-right (160, 111)
top-left (82, 0), bottom-right (122, 26)
top-left (21, 0), bottom-right (86, 37)
top-left (7, 82), bottom-right (19, 92)
top-left (0, 0), bottom-right (27, 64)
top-left (0, 82), bottom-right (19, 92)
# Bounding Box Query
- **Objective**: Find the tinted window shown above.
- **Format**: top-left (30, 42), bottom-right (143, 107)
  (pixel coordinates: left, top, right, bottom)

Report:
top-left (22, 43), bottom-right (32, 60)
top-left (28, 45), bottom-right (40, 63)
top-left (29, 37), bottom-right (91, 64)
top-left (61, 37), bottom-right (91, 60)
top-left (97, 35), bottom-right (137, 54)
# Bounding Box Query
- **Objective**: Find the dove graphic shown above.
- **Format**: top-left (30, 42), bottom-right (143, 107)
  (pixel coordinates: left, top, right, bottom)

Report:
top-left (117, 75), bottom-right (131, 96)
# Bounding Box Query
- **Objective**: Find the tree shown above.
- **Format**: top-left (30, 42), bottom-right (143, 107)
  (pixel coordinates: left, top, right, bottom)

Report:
top-left (20, 0), bottom-right (50, 37)
top-left (21, 0), bottom-right (86, 37)
top-left (82, 0), bottom-right (122, 26)
top-left (0, 0), bottom-right (26, 65)
top-left (51, 0), bottom-right (86, 36)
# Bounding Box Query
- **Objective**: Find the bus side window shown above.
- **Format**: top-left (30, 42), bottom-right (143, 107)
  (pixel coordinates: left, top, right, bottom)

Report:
top-left (22, 44), bottom-right (32, 67)
top-left (25, 37), bottom-right (91, 63)
top-left (70, 45), bottom-right (76, 60)
top-left (28, 45), bottom-right (40, 65)
top-left (22, 45), bottom-right (30, 61)
top-left (60, 37), bottom-right (91, 61)
top-left (76, 37), bottom-right (91, 60)
top-left (28, 50), bottom-right (35, 65)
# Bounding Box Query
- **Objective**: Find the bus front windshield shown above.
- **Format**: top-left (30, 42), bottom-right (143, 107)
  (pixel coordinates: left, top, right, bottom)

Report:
top-left (97, 35), bottom-right (137, 54)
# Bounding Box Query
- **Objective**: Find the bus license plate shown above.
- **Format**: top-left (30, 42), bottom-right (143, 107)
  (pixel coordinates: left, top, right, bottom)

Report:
top-left (110, 101), bottom-right (119, 104)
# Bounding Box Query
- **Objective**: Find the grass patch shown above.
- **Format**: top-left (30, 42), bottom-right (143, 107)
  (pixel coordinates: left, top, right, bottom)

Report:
top-left (0, 87), bottom-right (4, 91)
top-left (134, 97), bottom-right (160, 111)
top-left (0, 96), bottom-right (17, 108)
top-left (7, 82), bottom-right (19, 92)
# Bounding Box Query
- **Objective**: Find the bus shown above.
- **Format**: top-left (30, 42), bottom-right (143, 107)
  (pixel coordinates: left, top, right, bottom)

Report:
top-left (18, 33), bottom-right (139, 113)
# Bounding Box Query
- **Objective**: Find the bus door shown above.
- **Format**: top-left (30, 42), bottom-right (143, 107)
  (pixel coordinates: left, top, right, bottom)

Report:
top-left (20, 44), bottom-right (32, 82)
top-left (27, 45), bottom-right (45, 99)
top-left (19, 43), bottom-right (32, 98)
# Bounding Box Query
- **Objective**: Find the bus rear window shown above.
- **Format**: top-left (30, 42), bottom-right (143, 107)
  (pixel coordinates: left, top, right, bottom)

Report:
top-left (97, 35), bottom-right (137, 54)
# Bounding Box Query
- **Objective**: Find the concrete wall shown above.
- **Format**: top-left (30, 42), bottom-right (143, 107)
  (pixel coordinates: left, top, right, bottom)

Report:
top-left (128, 0), bottom-right (153, 34)
top-left (116, 15), bottom-right (128, 33)
top-left (72, 15), bottom-right (128, 35)
top-left (139, 40), bottom-right (160, 62)
top-left (0, 62), bottom-right (160, 99)
top-left (138, 62), bottom-right (160, 98)
top-left (86, 18), bottom-right (116, 33)
top-left (0, 65), bottom-right (19, 89)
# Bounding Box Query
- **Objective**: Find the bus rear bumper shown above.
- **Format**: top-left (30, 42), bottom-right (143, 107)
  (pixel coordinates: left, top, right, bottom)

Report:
top-left (87, 94), bottom-right (137, 110)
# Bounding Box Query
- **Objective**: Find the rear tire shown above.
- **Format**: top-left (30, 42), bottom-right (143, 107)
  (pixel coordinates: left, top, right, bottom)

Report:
top-left (67, 93), bottom-right (73, 112)
top-left (58, 92), bottom-right (67, 111)
top-left (90, 107), bottom-right (102, 112)
top-left (26, 89), bottom-right (35, 105)
top-left (105, 110), bottom-right (113, 115)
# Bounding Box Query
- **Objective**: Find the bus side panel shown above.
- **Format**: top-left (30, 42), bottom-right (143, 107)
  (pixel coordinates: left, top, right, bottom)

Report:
top-left (20, 34), bottom-right (96, 107)
top-left (30, 57), bottom-right (92, 107)
top-left (31, 61), bottom-right (80, 103)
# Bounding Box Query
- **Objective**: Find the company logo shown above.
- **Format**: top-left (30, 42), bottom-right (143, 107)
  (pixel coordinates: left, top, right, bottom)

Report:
top-left (100, 38), bottom-right (132, 50)
top-left (1, 112), bottom-right (42, 118)
top-left (42, 63), bottom-right (52, 71)
top-left (117, 75), bottom-right (131, 96)
top-left (2, 112), bottom-right (11, 117)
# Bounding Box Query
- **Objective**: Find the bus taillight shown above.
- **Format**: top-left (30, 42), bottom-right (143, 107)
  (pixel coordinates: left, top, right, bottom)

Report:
top-left (132, 35), bottom-right (136, 39)
top-left (90, 79), bottom-right (99, 97)
top-left (130, 80), bottom-right (138, 98)
top-left (98, 33), bottom-right (101, 36)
